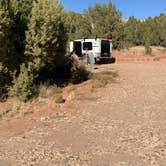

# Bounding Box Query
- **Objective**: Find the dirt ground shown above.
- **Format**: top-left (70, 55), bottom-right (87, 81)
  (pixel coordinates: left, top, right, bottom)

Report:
top-left (113, 46), bottom-right (166, 63)
top-left (1, 60), bottom-right (166, 165)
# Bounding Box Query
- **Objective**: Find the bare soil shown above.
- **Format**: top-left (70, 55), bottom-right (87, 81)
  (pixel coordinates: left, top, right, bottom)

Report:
top-left (114, 46), bottom-right (166, 63)
top-left (1, 60), bottom-right (166, 165)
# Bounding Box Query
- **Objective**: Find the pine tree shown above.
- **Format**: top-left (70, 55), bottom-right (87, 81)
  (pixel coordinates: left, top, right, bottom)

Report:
top-left (0, 0), bottom-right (13, 69)
top-left (156, 14), bottom-right (166, 46)
top-left (68, 12), bottom-right (92, 40)
top-left (123, 16), bottom-right (143, 47)
top-left (0, 0), bottom-right (34, 71)
top-left (0, 0), bottom-right (13, 99)
top-left (25, 0), bottom-right (68, 65)
top-left (10, 0), bottom-right (69, 101)
top-left (12, 0), bottom-right (34, 54)
top-left (85, 2), bottom-right (123, 49)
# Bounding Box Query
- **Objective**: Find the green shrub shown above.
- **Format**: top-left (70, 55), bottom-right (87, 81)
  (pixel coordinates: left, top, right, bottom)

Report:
top-left (9, 63), bottom-right (36, 102)
top-left (13, 0), bottom-right (69, 102)
top-left (0, 63), bottom-right (9, 85)
top-left (25, 0), bottom-right (68, 65)
top-left (145, 44), bottom-right (152, 55)
top-left (38, 84), bottom-right (65, 103)
top-left (0, 63), bottom-right (12, 101)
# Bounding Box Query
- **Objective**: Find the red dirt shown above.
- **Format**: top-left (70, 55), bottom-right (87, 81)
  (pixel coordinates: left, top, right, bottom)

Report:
top-left (113, 46), bottom-right (166, 63)
top-left (1, 47), bottom-right (166, 165)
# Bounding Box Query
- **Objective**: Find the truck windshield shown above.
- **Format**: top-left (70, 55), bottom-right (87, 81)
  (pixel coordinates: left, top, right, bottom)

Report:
top-left (101, 40), bottom-right (110, 55)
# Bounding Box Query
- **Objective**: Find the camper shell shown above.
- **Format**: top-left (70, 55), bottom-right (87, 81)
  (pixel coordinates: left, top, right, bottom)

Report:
top-left (69, 38), bottom-right (113, 63)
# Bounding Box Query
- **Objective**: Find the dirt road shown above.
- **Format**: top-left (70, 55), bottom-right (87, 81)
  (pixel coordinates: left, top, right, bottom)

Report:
top-left (1, 62), bottom-right (166, 166)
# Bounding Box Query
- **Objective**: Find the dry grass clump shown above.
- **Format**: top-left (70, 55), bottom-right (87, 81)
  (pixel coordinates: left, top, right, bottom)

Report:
top-left (0, 99), bottom-right (31, 119)
top-left (70, 54), bottom-right (91, 84)
top-left (144, 45), bottom-right (152, 55)
top-left (0, 84), bottom-right (65, 119)
top-left (38, 84), bottom-right (65, 103)
top-left (92, 71), bottom-right (118, 88)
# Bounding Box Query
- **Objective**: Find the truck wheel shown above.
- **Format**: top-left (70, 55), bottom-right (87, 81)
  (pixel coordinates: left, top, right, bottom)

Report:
top-left (109, 57), bottom-right (116, 63)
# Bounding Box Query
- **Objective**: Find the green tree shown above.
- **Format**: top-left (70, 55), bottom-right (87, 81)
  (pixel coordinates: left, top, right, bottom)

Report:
top-left (68, 12), bottom-right (92, 40)
top-left (156, 14), bottom-right (166, 46)
top-left (25, 0), bottom-right (68, 64)
top-left (0, 0), bottom-right (14, 99)
top-left (10, 0), bottom-right (69, 101)
top-left (140, 14), bottom-right (166, 47)
top-left (124, 16), bottom-right (143, 47)
top-left (0, 0), bottom-right (13, 70)
top-left (85, 2), bottom-right (123, 49)
top-left (12, 0), bottom-right (34, 58)
top-left (0, 0), bottom-right (34, 72)
top-left (141, 17), bottom-right (156, 46)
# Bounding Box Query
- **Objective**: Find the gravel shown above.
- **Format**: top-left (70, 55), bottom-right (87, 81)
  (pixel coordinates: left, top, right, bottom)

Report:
top-left (1, 62), bottom-right (166, 165)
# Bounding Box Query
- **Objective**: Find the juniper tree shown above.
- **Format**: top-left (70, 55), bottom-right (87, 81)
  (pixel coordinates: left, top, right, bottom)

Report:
top-left (25, 0), bottom-right (68, 65)
top-left (68, 12), bottom-right (92, 40)
top-left (0, 0), bottom-right (34, 72)
top-left (123, 16), bottom-right (143, 47)
top-left (10, 0), bottom-right (69, 101)
top-left (84, 2), bottom-right (123, 49)
top-left (0, 0), bottom-right (13, 69)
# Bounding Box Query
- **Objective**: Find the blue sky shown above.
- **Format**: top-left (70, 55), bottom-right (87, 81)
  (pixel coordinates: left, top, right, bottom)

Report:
top-left (61, 0), bottom-right (166, 19)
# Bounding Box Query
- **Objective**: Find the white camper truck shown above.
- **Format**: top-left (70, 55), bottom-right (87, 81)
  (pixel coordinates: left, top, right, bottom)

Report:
top-left (69, 37), bottom-right (114, 63)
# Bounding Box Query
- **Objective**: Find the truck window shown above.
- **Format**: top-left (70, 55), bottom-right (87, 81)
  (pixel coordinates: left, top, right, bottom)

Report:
top-left (83, 42), bottom-right (92, 51)
top-left (101, 40), bottom-right (110, 55)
